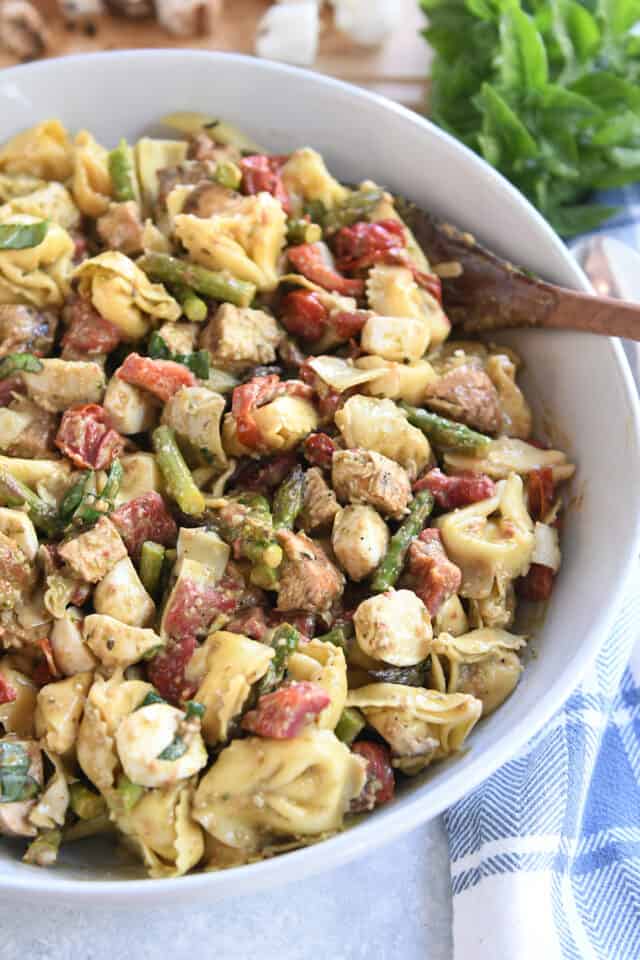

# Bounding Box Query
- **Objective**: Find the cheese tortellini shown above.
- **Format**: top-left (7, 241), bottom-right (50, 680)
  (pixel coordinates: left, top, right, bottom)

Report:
top-left (437, 473), bottom-right (535, 599)
top-left (366, 265), bottom-right (450, 350)
top-left (287, 639), bottom-right (347, 730)
top-left (0, 120), bottom-right (73, 181)
top-left (193, 730), bottom-right (366, 856)
top-left (175, 192), bottom-right (286, 292)
top-left (0, 217), bottom-right (74, 307)
top-left (0, 115), bottom-right (575, 880)
top-left (116, 782), bottom-right (204, 879)
top-left (184, 631), bottom-right (274, 744)
top-left (335, 395), bottom-right (431, 479)
top-left (75, 251), bottom-right (180, 340)
top-left (347, 683), bottom-right (482, 773)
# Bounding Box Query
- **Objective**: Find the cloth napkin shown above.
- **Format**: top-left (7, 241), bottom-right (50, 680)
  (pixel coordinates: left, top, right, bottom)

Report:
top-left (445, 185), bottom-right (640, 960)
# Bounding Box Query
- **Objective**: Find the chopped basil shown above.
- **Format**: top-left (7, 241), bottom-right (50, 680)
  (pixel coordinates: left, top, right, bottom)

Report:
top-left (0, 219), bottom-right (48, 250)
top-left (148, 333), bottom-right (210, 380)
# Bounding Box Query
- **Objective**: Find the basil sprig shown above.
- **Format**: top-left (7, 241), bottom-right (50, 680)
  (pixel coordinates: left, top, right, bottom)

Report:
top-left (0, 219), bottom-right (48, 250)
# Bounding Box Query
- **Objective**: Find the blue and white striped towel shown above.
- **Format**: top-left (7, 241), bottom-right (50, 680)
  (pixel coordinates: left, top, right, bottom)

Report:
top-left (445, 185), bottom-right (640, 960)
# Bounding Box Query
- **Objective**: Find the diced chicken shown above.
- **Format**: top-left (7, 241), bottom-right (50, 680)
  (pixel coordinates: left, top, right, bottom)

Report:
top-left (0, 738), bottom-right (42, 837)
top-left (156, 321), bottom-right (199, 355)
top-left (403, 528), bottom-right (462, 616)
top-left (22, 359), bottom-right (105, 413)
top-left (200, 303), bottom-right (283, 372)
top-left (57, 516), bottom-right (127, 583)
top-left (425, 365), bottom-right (502, 435)
top-left (332, 504), bottom-right (389, 582)
top-left (3, 397), bottom-right (57, 459)
top-left (0, 531), bottom-right (35, 611)
top-left (0, 305), bottom-right (57, 358)
top-left (276, 530), bottom-right (344, 614)
top-left (332, 448), bottom-right (412, 518)
top-left (298, 466), bottom-right (340, 533)
top-left (96, 201), bottom-right (145, 255)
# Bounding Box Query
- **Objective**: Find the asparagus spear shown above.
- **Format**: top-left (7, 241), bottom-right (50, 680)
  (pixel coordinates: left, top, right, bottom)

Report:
top-left (257, 623), bottom-right (301, 696)
top-left (138, 253), bottom-right (256, 308)
top-left (335, 707), bottom-right (365, 745)
top-left (272, 465), bottom-right (305, 530)
top-left (214, 494), bottom-right (283, 577)
top-left (152, 426), bottom-right (205, 516)
top-left (315, 623), bottom-right (353, 651)
top-left (0, 467), bottom-right (59, 537)
top-left (287, 218), bottom-right (322, 245)
top-left (172, 283), bottom-right (208, 323)
top-left (23, 829), bottom-right (61, 867)
top-left (400, 402), bottom-right (491, 454)
top-left (321, 187), bottom-right (385, 234)
top-left (108, 139), bottom-right (137, 202)
top-left (139, 541), bottom-right (166, 597)
top-left (370, 490), bottom-right (435, 593)
top-left (69, 782), bottom-right (107, 821)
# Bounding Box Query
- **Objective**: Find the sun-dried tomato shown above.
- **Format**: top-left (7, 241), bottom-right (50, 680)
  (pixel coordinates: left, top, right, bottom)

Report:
top-left (55, 404), bottom-right (124, 470)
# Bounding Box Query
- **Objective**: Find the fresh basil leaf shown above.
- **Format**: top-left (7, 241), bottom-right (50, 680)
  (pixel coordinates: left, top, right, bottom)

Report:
top-left (0, 353), bottom-right (43, 380)
top-left (0, 220), bottom-right (48, 250)
top-left (596, 0), bottom-right (640, 38)
top-left (157, 736), bottom-right (187, 762)
top-left (548, 202), bottom-right (619, 234)
top-left (565, 0), bottom-right (600, 60)
top-left (571, 71), bottom-right (640, 111)
top-left (181, 349), bottom-right (210, 380)
top-left (592, 166), bottom-right (640, 188)
top-left (499, 7), bottom-right (549, 90)
top-left (476, 83), bottom-right (539, 163)
top-left (591, 112), bottom-right (640, 146)
top-left (147, 332), bottom-right (171, 360)
top-left (185, 700), bottom-right (205, 720)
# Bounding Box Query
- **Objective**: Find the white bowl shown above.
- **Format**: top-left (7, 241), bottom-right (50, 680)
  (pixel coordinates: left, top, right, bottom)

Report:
top-left (1, 50), bottom-right (639, 904)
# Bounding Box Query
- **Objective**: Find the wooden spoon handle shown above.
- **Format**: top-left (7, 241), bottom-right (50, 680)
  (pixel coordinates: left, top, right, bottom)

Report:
top-left (537, 288), bottom-right (640, 340)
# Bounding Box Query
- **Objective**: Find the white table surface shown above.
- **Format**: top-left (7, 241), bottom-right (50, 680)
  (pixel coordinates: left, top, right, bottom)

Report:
top-left (0, 819), bottom-right (452, 960)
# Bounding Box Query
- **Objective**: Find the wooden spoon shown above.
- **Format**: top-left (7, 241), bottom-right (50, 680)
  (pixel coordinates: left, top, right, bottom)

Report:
top-left (396, 199), bottom-right (640, 339)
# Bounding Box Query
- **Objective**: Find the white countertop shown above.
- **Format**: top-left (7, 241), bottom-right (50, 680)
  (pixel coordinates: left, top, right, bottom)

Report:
top-left (0, 819), bottom-right (452, 960)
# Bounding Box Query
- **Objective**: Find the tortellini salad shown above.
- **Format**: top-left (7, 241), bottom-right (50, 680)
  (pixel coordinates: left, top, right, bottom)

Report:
top-left (0, 114), bottom-right (575, 878)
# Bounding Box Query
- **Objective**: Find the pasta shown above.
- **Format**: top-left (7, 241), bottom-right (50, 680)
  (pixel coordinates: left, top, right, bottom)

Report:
top-left (0, 115), bottom-right (575, 878)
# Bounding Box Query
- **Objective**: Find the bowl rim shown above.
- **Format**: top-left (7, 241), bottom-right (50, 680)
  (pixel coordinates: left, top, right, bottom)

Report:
top-left (1, 48), bottom-right (640, 903)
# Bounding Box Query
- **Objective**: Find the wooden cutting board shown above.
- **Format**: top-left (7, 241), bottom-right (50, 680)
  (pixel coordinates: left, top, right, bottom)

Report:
top-left (0, 0), bottom-right (430, 110)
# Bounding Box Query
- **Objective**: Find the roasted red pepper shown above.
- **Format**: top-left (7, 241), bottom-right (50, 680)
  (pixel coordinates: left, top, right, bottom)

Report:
top-left (240, 154), bottom-right (291, 212)
top-left (117, 353), bottom-right (196, 403)
top-left (351, 741), bottom-right (395, 811)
